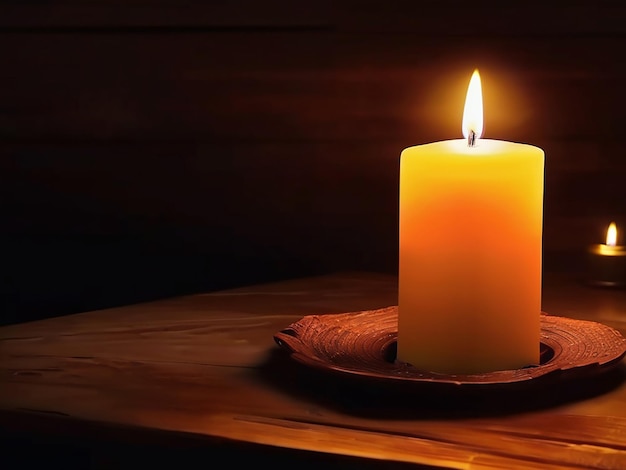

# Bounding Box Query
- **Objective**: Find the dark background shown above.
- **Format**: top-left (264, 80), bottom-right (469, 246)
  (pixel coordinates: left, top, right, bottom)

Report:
top-left (1, 2), bottom-right (626, 325)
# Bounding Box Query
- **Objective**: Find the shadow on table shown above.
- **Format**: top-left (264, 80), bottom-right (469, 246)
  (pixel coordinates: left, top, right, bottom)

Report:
top-left (258, 347), bottom-right (626, 419)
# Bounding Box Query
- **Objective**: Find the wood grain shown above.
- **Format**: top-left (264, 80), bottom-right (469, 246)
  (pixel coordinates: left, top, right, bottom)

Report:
top-left (2, 271), bottom-right (626, 468)
top-left (1, 3), bottom-right (626, 325)
top-left (274, 308), bottom-right (626, 385)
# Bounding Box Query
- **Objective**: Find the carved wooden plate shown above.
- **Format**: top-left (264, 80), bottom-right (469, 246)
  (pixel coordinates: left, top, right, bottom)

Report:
top-left (274, 307), bottom-right (626, 386)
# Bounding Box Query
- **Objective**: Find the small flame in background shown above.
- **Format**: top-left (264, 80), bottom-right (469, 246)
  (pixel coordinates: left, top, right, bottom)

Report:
top-left (462, 69), bottom-right (484, 141)
top-left (606, 222), bottom-right (617, 246)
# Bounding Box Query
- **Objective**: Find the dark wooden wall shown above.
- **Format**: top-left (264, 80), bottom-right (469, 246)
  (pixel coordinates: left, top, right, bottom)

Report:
top-left (2, 2), bottom-right (626, 324)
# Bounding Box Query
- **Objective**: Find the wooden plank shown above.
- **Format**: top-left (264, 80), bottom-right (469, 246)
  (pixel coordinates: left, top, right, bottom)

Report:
top-left (1, 33), bottom-right (626, 142)
top-left (1, 3), bottom-right (626, 37)
top-left (1, 272), bottom-right (626, 469)
top-left (333, 2), bottom-right (626, 35)
top-left (0, 3), bottom-right (331, 29)
top-left (0, 140), bottom-right (623, 235)
top-left (0, 3), bottom-right (625, 326)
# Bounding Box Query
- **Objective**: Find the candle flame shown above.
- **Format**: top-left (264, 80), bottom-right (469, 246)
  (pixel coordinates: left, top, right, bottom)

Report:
top-left (462, 69), bottom-right (484, 141)
top-left (606, 222), bottom-right (617, 246)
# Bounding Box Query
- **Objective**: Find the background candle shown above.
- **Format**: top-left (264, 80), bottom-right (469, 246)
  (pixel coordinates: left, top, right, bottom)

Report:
top-left (587, 222), bottom-right (626, 287)
top-left (397, 70), bottom-right (545, 374)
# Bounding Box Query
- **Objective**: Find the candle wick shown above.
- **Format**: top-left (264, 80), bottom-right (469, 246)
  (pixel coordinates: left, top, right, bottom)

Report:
top-left (468, 130), bottom-right (476, 147)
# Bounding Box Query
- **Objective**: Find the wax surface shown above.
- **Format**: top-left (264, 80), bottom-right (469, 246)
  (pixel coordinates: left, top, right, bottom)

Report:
top-left (587, 244), bottom-right (626, 287)
top-left (398, 139), bottom-right (545, 374)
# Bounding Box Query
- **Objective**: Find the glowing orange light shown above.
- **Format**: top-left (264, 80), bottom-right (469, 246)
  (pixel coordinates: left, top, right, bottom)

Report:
top-left (606, 222), bottom-right (617, 246)
top-left (462, 69), bottom-right (484, 141)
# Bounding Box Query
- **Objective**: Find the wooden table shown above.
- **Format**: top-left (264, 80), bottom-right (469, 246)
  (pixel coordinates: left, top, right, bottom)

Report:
top-left (2, 271), bottom-right (626, 469)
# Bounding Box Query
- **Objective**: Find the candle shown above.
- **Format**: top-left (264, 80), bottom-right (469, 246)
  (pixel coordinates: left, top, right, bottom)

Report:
top-left (397, 70), bottom-right (545, 374)
top-left (587, 222), bottom-right (626, 287)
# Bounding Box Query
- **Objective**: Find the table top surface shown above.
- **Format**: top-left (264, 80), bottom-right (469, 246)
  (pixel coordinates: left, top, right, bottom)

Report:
top-left (2, 270), bottom-right (626, 469)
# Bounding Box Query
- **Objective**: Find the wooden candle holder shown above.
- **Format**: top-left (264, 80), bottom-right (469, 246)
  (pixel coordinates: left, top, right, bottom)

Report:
top-left (274, 307), bottom-right (626, 388)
